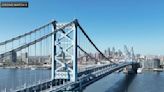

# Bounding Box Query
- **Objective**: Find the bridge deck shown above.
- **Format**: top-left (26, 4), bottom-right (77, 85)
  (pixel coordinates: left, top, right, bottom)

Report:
top-left (15, 62), bottom-right (139, 92)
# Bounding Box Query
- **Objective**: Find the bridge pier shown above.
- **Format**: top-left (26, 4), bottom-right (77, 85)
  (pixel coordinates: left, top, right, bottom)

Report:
top-left (124, 62), bottom-right (140, 74)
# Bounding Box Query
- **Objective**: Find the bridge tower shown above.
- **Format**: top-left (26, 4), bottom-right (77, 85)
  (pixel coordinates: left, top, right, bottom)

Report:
top-left (51, 20), bottom-right (78, 82)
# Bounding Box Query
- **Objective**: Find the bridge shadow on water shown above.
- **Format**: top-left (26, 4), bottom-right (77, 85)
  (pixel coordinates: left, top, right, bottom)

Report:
top-left (105, 74), bottom-right (136, 92)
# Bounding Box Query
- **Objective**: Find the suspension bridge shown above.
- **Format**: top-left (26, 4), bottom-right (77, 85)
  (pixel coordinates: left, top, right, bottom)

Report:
top-left (0, 19), bottom-right (139, 92)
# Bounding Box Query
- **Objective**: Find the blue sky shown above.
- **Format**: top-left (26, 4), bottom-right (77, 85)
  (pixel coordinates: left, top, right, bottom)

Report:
top-left (0, 0), bottom-right (164, 55)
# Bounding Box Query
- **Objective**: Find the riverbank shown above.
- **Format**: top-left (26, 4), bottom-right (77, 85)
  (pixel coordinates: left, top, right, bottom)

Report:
top-left (143, 68), bottom-right (164, 72)
top-left (0, 65), bottom-right (51, 70)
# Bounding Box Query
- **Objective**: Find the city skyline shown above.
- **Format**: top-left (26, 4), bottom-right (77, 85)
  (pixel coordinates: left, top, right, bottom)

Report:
top-left (0, 0), bottom-right (164, 55)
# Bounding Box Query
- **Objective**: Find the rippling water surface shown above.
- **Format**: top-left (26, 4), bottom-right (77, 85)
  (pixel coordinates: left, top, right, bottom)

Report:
top-left (84, 71), bottom-right (164, 92)
top-left (0, 68), bottom-right (164, 92)
top-left (0, 68), bottom-right (51, 91)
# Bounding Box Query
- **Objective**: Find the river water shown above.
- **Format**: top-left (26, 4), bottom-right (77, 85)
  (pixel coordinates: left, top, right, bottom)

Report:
top-left (0, 68), bottom-right (164, 92)
top-left (0, 68), bottom-right (51, 91)
top-left (84, 71), bottom-right (164, 92)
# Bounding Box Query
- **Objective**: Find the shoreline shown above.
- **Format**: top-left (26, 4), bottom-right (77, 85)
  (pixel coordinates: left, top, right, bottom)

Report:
top-left (0, 65), bottom-right (51, 70)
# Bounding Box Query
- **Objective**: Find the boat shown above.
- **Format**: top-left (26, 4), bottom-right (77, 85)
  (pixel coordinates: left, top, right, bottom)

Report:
top-left (31, 67), bottom-right (36, 70)
top-left (153, 68), bottom-right (163, 72)
top-left (137, 68), bottom-right (142, 73)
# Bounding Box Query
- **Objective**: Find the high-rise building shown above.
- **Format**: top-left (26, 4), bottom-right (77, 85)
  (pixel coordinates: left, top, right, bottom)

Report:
top-left (3, 50), bottom-right (17, 63)
top-left (21, 52), bottom-right (28, 64)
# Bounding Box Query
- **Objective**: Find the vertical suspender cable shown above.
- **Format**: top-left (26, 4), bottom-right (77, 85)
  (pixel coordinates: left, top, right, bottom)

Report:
top-left (27, 37), bottom-right (30, 86)
top-left (24, 36), bottom-right (27, 88)
top-left (12, 40), bottom-right (13, 50)
top-left (29, 34), bottom-right (32, 85)
top-left (35, 31), bottom-right (37, 87)
top-left (40, 28), bottom-right (43, 90)
top-left (43, 27), bottom-right (46, 83)
top-left (20, 38), bottom-right (24, 86)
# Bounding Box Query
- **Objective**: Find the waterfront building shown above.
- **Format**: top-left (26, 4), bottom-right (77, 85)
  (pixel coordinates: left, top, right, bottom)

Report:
top-left (21, 52), bottom-right (28, 64)
top-left (3, 50), bottom-right (17, 63)
top-left (142, 58), bottom-right (160, 69)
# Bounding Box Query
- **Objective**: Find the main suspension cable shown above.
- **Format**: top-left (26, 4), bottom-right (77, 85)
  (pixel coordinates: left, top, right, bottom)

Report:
top-left (77, 45), bottom-right (99, 63)
top-left (75, 20), bottom-right (117, 65)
